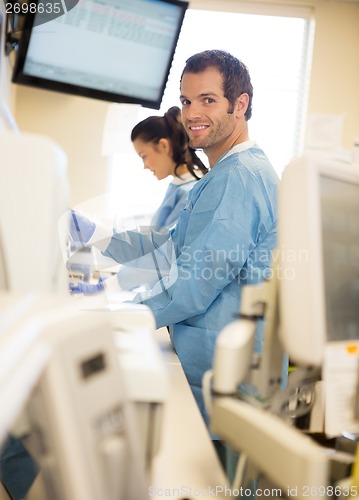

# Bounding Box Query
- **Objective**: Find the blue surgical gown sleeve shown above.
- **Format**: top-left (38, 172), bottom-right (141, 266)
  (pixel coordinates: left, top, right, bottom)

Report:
top-left (102, 226), bottom-right (176, 290)
top-left (102, 227), bottom-right (172, 264)
top-left (102, 179), bottom-right (197, 290)
top-left (151, 179), bottom-right (197, 230)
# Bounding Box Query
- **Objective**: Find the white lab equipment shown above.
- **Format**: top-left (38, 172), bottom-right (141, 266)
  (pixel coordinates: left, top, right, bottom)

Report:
top-left (79, 295), bottom-right (169, 470)
top-left (210, 250), bottom-right (285, 405)
top-left (0, 293), bottom-right (51, 448)
top-left (0, 131), bottom-right (70, 294)
top-left (206, 152), bottom-right (359, 498)
top-left (0, 294), bottom-right (149, 500)
top-left (113, 316), bottom-right (169, 467)
top-left (0, 131), bottom-right (168, 498)
top-left (279, 153), bottom-right (359, 367)
top-left (211, 398), bottom-right (330, 497)
top-left (279, 153), bottom-right (359, 437)
top-left (0, 130), bottom-right (71, 497)
top-left (208, 269), bottom-right (332, 500)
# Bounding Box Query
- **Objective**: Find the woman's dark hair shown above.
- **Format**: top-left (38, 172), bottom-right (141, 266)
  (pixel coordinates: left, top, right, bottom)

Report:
top-left (131, 106), bottom-right (208, 179)
top-left (181, 50), bottom-right (253, 120)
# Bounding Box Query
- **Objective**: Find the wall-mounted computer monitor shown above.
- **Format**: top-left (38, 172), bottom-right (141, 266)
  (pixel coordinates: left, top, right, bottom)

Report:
top-left (279, 153), bottom-right (359, 366)
top-left (12, 0), bottom-right (188, 109)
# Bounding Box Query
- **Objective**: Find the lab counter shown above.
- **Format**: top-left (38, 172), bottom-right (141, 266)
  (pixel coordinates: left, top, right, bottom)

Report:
top-left (150, 328), bottom-right (230, 500)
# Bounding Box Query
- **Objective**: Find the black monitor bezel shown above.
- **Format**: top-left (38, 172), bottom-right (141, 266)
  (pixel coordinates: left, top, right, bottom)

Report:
top-left (12, 0), bottom-right (188, 109)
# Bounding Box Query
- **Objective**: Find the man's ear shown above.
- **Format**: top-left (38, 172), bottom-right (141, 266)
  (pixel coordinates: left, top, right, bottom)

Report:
top-left (235, 93), bottom-right (249, 118)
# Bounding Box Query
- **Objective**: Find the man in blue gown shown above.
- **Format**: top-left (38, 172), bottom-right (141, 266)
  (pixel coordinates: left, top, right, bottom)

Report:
top-left (72, 50), bottom-right (279, 427)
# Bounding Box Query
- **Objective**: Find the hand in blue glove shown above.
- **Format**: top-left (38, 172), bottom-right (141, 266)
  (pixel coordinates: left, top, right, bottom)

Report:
top-left (69, 278), bottom-right (105, 295)
top-left (69, 210), bottom-right (96, 244)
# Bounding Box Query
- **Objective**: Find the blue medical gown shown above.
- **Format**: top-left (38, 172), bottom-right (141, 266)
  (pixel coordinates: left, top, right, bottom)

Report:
top-left (103, 144), bottom-right (278, 424)
top-left (151, 177), bottom-right (197, 230)
top-left (110, 176), bottom-right (197, 290)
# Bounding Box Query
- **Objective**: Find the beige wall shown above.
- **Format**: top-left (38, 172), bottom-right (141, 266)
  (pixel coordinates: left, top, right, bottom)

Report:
top-left (7, 0), bottom-right (359, 205)
top-left (14, 87), bottom-right (108, 205)
top-left (308, 1), bottom-right (359, 145)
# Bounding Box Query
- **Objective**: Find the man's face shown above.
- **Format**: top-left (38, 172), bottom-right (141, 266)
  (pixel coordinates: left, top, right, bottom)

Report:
top-left (180, 67), bottom-right (236, 153)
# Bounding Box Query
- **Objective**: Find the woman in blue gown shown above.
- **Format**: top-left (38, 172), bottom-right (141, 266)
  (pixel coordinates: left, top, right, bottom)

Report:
top-left (131, 106), bottom-right (208, 230)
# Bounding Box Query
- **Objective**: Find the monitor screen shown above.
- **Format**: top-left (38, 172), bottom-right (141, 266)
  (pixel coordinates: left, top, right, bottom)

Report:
top-left (279, 153), bottom-right (359, 366)
top-left (12, 0), bottom-right (188, 109)
top-left (320, 175), bottom-right (359, 342)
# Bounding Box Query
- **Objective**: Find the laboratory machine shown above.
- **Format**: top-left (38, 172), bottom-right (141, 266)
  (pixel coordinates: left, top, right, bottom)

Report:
top-left (0, 294), bottom-right (151, 500)
top-left (205, 152), bottom-right (359, 499)
top-left (0, 131), bottom-right (70, 294)
top-left (0, 131), bottom-right (169, 499)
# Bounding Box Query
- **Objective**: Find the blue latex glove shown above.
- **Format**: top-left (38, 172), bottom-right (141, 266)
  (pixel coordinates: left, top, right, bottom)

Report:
top-left (69, 279), bottom-right (104, 295)
top-left (70, 210), bottom-right (96, 244)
